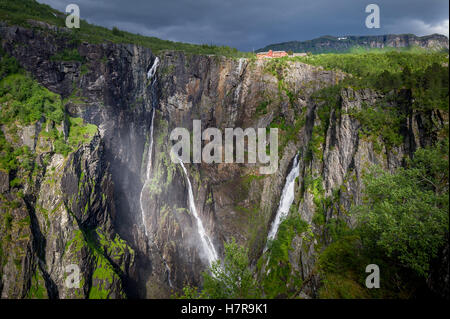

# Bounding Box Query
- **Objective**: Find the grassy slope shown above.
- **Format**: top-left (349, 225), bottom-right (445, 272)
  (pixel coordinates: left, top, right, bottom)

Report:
top-left (291, 47), bottom-right (448, 76)
top-left (0, 0), bottom-right (252, 57)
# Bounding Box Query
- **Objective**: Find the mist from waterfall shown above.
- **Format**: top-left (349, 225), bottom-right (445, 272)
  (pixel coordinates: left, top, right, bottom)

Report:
top-left (177, 157), bottom-right (219, 267)
top-left (139, 57), bottom-right (173, 287)
top-left (264, 154), bottom-right (300, 252)
top-left (139, 108), bottom-right (155, 238)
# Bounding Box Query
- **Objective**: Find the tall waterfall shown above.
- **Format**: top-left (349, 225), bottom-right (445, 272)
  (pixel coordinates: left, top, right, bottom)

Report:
top-left (139, 57), bottom-right (172, 287)
top-left (177, 158), bottom-right (219, 267)
top-left (264, 154), bottom-right (300, 252)
top-left (147, 57), bottom-right (160, 80)
top-left (139, 108), bottom-right (155, 238)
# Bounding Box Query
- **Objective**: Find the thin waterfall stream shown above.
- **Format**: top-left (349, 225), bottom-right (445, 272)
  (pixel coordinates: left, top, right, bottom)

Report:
top-left (264, 154), bottom-right (300, 253)
top-left (176, 156), bottom-right (219, 267)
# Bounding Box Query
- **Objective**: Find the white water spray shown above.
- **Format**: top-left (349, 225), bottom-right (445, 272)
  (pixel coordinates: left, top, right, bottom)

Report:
top-left (147, 57), bottom-right (160, 80)
top-left (176, 156), bottom-right (218, 267)
top-left (237, 58), bottom-right (244, 75)
top-left (264, 154), bottom-right (300, 252)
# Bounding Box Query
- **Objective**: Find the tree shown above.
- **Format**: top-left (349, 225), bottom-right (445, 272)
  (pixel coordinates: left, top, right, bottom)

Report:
top-left (355, 140), bottom-right (449, 277)
top-left (179, 238), bottom-right (260, 298)
top-left (112, 26), bottom-right (123, 37)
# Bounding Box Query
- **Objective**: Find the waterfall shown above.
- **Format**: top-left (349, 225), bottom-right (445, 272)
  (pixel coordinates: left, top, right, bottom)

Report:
top-left (237, 58), bottom-right (244, 75)
top-left (139, 57), bottom-right (158, 236)
top-left (177, 157), bottom-right (219, 267)
top-left (139, 57), bottom-right (173, 288)
top-left (264, 154), bottom-right (300, 252)
top-left (147, 57), bottom-right (160, 80)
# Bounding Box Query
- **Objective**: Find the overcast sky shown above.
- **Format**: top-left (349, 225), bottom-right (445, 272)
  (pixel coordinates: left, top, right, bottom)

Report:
top-left (37, 0), bottom-right (449, 51)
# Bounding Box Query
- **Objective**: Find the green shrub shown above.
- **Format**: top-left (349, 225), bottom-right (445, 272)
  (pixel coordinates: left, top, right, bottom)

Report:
top-left (9, 177), bottom-right (21, 188)
top-left (262, 214), bottom-right (308, 298)
top-left (50, 48), bottom-right (84, 63)
top-left (0, 54), bottom-right (20, 80)
top-left (318, 273), bottom-right (369, 299)
top-left (0, 73), bottom-right (64, 125)
top-left (67, 117), bottom-right (97, 149)
top-left (112, 26), bottom-right (123, 37)
top-left (3, 212), bottom-right (13, 230)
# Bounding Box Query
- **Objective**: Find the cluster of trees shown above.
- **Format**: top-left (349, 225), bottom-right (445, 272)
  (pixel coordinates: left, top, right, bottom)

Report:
top-left (177, 239), bottom-right (261, 299)
top-left (357, 139), bottom-right (449, 277)
top-left (0, 72), bottom-right (64, 125)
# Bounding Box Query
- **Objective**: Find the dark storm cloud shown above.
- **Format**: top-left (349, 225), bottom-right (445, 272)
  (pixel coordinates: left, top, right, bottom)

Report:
top-left (37, 0), bottom-right (449, 51)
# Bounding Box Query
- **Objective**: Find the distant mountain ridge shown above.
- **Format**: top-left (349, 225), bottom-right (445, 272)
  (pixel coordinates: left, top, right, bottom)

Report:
top-left (257, 33), bottom-right (449, 54)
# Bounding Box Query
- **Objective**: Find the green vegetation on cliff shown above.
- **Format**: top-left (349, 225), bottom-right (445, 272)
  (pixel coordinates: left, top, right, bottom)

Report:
top-left (259, 212), bottom-right (309, 298)
top-left (0, 72), bottom-right (64, 125)
top-left (0, 50), bottom-right (98, 175)
top-left (64, 227), bottom-right (127, 299)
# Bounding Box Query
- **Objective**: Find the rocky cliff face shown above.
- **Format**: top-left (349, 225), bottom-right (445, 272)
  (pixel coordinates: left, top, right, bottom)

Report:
top-left (0, 23), bottom-right (447, 298)
top-left (0, 24), bottom-right (138, 298)
top-left (291, 87), bottom-right (446, 296)
top-left (0, 124), bottom-right (135, 298)
top-left (147, 52), bottom-right (346, 292)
